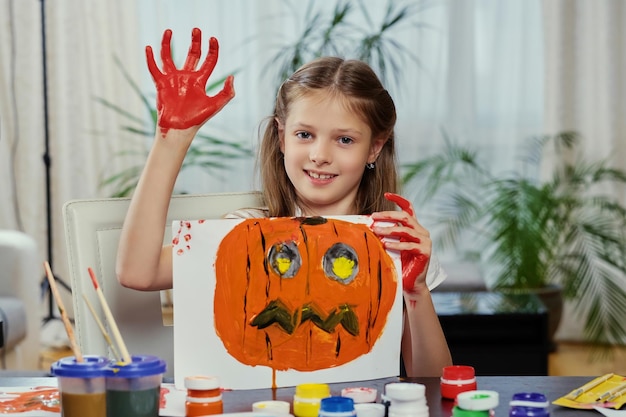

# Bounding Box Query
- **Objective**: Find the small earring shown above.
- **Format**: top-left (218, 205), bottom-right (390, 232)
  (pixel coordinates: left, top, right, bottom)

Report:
top-left (366, 162), bottom-right (375, 170)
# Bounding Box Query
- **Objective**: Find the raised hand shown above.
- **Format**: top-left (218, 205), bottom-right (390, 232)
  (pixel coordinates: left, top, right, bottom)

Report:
top-left (146, 28), bottom-right (235, 133)
top-left (371, 192), bottom-right (431, 293)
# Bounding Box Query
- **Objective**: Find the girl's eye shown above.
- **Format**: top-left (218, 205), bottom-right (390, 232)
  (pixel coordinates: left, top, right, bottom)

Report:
top-left (296, 131), bottom-right (312, 140)
top-left (338, 136), bottom-right (354, 145)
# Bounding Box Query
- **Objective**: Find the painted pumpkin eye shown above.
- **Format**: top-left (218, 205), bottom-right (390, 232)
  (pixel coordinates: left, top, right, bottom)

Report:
top-left (268, 241), bottom-right (301, 278)
top-left (323, 243), bottom-right (358, 284)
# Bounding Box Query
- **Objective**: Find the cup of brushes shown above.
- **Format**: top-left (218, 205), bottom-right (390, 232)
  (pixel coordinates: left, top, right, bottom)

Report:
top-left (47, 263), bottom-right (166, 417)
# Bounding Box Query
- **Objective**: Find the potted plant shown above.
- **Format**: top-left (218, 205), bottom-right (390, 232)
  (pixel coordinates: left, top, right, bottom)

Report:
top-left (402, 131), bottom-right (626, 347)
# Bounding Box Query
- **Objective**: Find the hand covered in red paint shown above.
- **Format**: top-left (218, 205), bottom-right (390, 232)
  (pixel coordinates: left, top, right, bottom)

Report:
top-left (371, 193), bottom-right (431, 294)
top-left (146, 28), bottom-right (235, 132)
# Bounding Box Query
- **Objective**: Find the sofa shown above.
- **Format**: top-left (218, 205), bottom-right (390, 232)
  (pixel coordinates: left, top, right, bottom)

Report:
top-left (0, 230), bottom-right (41, 370)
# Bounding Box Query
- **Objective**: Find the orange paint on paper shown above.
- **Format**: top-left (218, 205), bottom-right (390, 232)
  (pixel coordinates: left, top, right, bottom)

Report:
top-left (213, 217), bottom-right (397, 372)
top-left (0, 387), bottom-right (60, 413)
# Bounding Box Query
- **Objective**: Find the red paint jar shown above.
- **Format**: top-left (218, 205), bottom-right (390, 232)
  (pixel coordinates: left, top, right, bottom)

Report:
top-left (441, 365), bottom-right (477, 400)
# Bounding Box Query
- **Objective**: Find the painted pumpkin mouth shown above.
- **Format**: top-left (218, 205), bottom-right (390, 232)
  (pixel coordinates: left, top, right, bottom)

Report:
top-left (250, 299), bottom-right (359, 336)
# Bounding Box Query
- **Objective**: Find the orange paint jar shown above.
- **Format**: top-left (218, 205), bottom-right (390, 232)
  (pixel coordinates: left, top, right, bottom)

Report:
top-left (184, 376), bottom-right (223, 416)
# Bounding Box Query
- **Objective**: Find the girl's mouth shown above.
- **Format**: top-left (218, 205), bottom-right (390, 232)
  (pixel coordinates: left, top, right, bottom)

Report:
top-left (307, 171), bottom-right (336, 180)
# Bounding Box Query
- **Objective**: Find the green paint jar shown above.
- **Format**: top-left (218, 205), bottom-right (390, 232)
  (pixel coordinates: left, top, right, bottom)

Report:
top-left (454, 390), bottom-right (500, 417)
top-left (453, 406), bottom-right (492, 417)
top-left (105, 355), bottom-right (166, 417)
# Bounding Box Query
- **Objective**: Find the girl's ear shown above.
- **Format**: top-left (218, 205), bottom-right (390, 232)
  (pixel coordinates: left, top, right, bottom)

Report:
top-left (368, 136), bottom-right (387, 164)
top-left (276, 117), bottom-right (285, 153)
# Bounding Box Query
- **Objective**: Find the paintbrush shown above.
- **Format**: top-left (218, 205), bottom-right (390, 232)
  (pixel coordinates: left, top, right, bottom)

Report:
top-left (598, 380), bottom-right (626, 402)
top-left (565, 373), bottom-right (614, 400)
top-left (82, 293), bottom-right (121, 360)
top-left (44, 261), bottom-right (83, 362)
top-left (87, 267), bottom-right (132, 364)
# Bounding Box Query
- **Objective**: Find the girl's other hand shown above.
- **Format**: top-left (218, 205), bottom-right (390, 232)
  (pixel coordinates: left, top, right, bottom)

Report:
top-left (371, 192), bottom-right (431, 294)
top-left (146, 28), bottom-right (235, 133)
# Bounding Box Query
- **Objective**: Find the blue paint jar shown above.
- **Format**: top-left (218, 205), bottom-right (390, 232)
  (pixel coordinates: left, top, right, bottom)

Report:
top-left (509, 392), bottom-right (550, 417)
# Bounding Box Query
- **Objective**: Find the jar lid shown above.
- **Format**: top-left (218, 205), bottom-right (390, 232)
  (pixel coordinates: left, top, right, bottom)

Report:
top-left (185, 375), bottom-right (220, 390)
top-left (443, 365), bottom-right (476, 380)
top-left (50, 355), bottom-right (109, 378)
top-left (341, 387), bottom-right (377, 403)
top-left (106, 355), bottom-right (166, 378)
top-left (457, 390), bottom-right (499, 411)
top-left (385, 382), bottom-right (425, 401)
top-left (320, 396), bottom-right (355, 412)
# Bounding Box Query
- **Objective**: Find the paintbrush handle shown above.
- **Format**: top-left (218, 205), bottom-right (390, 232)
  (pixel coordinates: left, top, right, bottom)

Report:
top-left (95, 287), bottom-right (132, 363)
top-left (601, 381), bottom-right (626, 402)
top-left (88, 267), bottom-right (132, 364)
top-left (565, 373), bottom-right (614, 400)
top-left (44, 262), bottom-right (83, 362)
top-left (82, 294), bottom-right (121, 360)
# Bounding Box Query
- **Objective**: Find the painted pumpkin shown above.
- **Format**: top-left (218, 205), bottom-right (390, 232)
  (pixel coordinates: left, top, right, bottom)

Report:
top-left (213, 216), bottom-right (398, 371)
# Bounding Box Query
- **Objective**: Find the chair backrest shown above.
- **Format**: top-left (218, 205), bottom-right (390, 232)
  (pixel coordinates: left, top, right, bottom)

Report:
top-left (62, 191), bottom-right (264, 377)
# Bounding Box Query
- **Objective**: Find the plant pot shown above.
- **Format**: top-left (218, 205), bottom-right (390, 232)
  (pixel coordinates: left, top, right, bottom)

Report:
top-left (495, 284), bottom-right (563, 351)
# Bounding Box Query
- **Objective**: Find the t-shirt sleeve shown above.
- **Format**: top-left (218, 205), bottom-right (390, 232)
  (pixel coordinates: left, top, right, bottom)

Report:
top-left (223, 207), bottom-right (269, 219)
top-left (425, 253), bottom-right (447, 291)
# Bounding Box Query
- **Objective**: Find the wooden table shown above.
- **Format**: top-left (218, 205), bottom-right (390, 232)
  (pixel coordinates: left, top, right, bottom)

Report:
top-left (0, 375), bottom-right (603, 416)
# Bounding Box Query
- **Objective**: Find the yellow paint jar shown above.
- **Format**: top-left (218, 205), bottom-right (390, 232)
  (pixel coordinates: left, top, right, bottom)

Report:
top-left (293, 383), bottom-right (331, 417)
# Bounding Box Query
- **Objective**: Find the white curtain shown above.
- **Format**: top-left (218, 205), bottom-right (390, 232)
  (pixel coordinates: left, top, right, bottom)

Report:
top-left (542, 0), bottom-right (626, 342)
top-left (0, 0), bottom-right (144, 318)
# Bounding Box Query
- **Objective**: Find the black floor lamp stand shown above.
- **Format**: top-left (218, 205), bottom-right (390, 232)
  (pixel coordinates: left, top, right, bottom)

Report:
top-left (39, 0), bottom-right (72, 324)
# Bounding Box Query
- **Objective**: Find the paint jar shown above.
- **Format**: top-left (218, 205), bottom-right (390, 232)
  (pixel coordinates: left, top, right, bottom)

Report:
top-left (318, 396), bottom-right (356, 417)
top-left (385, 382), bottom-right (429, 417)
top-left (454, 390), bottom-right (499, 417)
top-left (354, 403), bottom-right (386, 417)
top-left (293, 383), bottom-right (330, 417)
top-left (509, 392), bottom-right (550, 417)
top-left (105, 355), bottom-right (166, 417)
top-left (184, 375), bottom-right (223, 416)
top-left (51, 355), bottom-right (109, 417)
top-left (441, 365), bottom-right (477, 400)
top-left (252, 400), bottom-right (291, 415)
top-left (452, 406), bottom-right (492, 417)
top-left (341, 387), bottom-right (377, 404)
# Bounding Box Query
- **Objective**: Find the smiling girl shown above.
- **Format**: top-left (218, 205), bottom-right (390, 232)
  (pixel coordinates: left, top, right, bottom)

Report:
top-left (116, 28), bottom-right (452, 377)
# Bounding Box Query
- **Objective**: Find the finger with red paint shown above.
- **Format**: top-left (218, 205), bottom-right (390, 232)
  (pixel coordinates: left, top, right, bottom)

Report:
top-left (371, 193), bottom-right (431, 293)
top-left (146, 28), bottom-right (235, 133)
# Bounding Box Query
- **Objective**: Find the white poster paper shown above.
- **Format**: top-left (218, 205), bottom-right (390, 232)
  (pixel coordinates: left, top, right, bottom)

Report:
top-left (173, 216), bottom-right (402, 390)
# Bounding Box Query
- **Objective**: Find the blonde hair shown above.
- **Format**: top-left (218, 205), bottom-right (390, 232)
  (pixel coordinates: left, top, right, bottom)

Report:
top-left (259, 57), bottom-right (398, 217)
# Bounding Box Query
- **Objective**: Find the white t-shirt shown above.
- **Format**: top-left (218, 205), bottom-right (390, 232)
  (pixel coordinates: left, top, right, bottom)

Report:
top-left (224, 207), bottom-right (447, 291)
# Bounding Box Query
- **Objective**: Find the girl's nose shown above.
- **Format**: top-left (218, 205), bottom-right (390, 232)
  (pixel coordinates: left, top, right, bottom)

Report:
top-left (310, 140), bottom-right (331, 165)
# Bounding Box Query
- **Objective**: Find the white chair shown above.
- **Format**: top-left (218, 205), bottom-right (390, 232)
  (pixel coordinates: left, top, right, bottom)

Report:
top-left (62, 191), bottom-right (263, 377)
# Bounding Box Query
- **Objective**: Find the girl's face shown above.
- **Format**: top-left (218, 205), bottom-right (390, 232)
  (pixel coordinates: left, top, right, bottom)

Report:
top-left (278, 90), bottom-right (385, 216)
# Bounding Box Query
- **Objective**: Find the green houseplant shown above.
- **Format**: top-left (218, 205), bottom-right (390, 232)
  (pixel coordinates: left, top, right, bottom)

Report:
top-left (264, 0), bottom-right (426, 91)
top-left (402, 131), bottom-right (626, 346)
